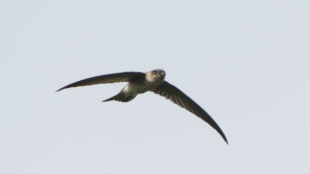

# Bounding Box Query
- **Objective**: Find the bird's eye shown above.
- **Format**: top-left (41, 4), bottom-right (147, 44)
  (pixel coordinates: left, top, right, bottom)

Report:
top-left (153, 70), bottom-right (158, 74)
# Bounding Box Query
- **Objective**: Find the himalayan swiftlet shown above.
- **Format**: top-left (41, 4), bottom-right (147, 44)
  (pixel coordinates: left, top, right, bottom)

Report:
top-left (56, 69), bottom-right (228, 143)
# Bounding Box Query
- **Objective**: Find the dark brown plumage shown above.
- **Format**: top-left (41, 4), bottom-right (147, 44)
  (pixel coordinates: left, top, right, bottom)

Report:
top-left (57, 69), bottom-right (228, 144)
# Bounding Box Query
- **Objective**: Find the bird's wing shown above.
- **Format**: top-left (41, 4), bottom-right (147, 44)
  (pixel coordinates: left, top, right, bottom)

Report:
top-left (56, 72), bottom-right (145, 92)
top-left (150, 81), bottom-right (228, 143)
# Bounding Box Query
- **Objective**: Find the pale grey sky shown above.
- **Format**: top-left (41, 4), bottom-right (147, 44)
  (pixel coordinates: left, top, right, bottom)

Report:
top-left (1, 1), bottom-right (310, 174)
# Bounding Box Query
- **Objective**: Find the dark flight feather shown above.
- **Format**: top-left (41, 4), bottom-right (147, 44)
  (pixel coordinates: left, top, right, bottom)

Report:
top-left (151, 81), bottom-right (228, 144)
top-left (56, 72), bottom-right (144, 92)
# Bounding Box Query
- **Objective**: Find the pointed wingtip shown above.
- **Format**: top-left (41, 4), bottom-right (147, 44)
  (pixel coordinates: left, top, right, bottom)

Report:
top-left (217, 130), bottom-right (228, 144)
top-left (56, 86), bottom-right (69, 92)
top-left (222, 133), bottom-right (228, 145)
top-left (224, 138), bottom-right (228, 145)
top-left (55, 88), bottom-right (63, 92)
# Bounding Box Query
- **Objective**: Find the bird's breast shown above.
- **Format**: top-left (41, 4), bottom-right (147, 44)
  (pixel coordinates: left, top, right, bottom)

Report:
top-left (123, 82), bottom-right (149, 95)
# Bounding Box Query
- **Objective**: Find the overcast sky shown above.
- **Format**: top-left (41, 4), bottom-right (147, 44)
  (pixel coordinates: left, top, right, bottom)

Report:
top-left (1, 1), bottom-right (310, 174)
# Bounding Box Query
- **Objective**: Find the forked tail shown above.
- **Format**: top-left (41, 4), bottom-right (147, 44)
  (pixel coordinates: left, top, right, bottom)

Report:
top-left (102, 93), bottom-right (137, 102)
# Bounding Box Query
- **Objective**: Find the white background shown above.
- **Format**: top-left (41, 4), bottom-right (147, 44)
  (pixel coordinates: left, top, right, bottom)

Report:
top-left (1, 1), bottom-right (310, 173)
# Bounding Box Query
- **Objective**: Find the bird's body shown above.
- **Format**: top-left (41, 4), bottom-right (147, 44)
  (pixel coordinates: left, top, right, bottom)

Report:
top-left (103, 69), bottom-right (165, 102)
top-left (57, 69), bottom-right (228, 144)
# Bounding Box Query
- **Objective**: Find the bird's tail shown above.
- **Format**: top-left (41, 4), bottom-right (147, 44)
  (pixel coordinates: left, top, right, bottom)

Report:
top-left (102, 93), bottom-right (137, 102)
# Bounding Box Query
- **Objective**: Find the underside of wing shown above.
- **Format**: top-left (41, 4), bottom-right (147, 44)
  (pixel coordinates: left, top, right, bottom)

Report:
top-left (151, 81), bottom-right (228, 143)
top-left (56, 72), bottom-right (145, 92)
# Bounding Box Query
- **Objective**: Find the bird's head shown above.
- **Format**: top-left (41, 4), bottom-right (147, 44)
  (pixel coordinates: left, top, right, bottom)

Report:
top-left (146, 69), bottom-right (166, 85)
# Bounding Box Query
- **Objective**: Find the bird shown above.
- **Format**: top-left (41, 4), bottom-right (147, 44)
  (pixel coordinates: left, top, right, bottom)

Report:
top-left (56, 69), bottom-right (228, 144)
